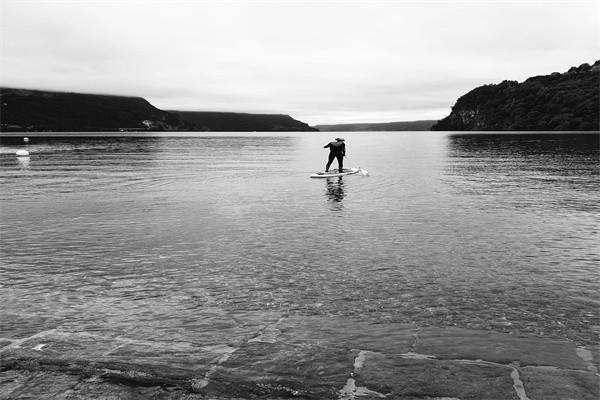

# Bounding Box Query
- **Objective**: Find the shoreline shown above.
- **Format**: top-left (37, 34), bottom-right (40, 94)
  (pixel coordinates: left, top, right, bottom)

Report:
top-left (1, 315), bottom-right (598, 399)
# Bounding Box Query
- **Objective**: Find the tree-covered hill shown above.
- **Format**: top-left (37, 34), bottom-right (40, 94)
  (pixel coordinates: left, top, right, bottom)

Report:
top-left (0, 88), bottom-right (182, 132)
top-left (172, 111), bottom-right (317, 132)
top-left (432, 60), bottom-right (599, 131)
top-left (0, 88), bottom-right (317, 132)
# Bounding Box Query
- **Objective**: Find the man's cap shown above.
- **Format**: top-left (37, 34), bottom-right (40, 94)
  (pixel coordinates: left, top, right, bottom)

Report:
top-left (335, 138), bottom-right (345, 141)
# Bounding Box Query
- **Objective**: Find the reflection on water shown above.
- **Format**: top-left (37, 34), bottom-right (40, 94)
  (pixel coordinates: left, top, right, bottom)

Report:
top-left (447, 133), bottom-right (598, 155)
top-left (325, 177), bottom-right (345, 206)
top-left (445, 133), bottom-right (599, 213)
top-left (16, 156), bottom-right (30, 169)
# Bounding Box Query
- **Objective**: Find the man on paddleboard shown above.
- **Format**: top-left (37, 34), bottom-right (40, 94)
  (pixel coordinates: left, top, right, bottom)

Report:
top-left (324, 138), bottom-right (345, 172)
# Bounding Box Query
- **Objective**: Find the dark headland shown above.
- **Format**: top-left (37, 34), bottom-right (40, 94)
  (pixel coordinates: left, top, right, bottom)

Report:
top-left (432, 60), bottom-right (600, 131)
top-left (171, 111), bottom-right (316, 132)
top-left (316, 60), bottom-right (599, 132)
top-left (0, 88), bottom-right (317, 132)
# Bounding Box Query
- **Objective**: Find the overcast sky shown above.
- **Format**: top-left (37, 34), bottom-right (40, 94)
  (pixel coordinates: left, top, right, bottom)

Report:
top-left (1, 0), bottom-right (598, 125)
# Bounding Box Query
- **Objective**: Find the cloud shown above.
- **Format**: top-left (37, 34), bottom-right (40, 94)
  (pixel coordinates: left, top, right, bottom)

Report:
top-left (1, 0), bottom-right (598, 124)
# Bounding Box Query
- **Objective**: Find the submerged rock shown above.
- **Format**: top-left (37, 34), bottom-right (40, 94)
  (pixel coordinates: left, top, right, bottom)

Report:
top-left (0, 316), bottom-right (597, 399)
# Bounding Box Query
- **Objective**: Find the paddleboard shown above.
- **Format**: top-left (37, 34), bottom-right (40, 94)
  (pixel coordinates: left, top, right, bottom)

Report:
top-left (310, 168), bottom-right (360, 178)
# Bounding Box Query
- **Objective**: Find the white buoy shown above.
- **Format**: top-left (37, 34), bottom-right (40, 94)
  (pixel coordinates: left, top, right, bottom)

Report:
top-left (23, 137), bottom-right (29, 143)
top-left (16, 150), bottom-right (29, 157)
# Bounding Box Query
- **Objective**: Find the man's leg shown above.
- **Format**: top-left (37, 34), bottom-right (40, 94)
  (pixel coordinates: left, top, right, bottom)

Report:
top-left (326, 153), bottom-right (335, 172)
top-left (337, 155), bottom-right (344, 172)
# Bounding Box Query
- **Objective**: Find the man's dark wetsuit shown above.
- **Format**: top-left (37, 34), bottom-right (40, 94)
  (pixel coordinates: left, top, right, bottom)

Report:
top-left (324, 140), bottom-right (345, 172)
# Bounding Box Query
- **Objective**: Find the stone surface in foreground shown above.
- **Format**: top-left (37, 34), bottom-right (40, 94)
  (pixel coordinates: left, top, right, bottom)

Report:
top-left (1, 315), bottom-right (598, 399)
top-left (356, 352), bottom-right (516, 400)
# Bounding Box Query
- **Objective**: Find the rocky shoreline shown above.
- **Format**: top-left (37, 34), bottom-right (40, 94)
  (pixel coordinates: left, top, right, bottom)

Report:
top-left (1, 315), bottom-right (598, 399)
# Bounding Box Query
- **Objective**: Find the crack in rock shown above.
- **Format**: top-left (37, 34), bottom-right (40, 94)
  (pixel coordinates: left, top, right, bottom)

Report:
top-left (510, 366), bottom-right (531, 400)
top-left (191, 345), bottom-right (237, 391)
top-left (575, 346), bottom-right (597, 373)
top-left (353, 350), bottom-right (368, 370)
top-left (339, 351), bottom-right (387, 399)
top-left (339, 377), bottom-right (387, 400)
top-left (192, 317), bottom-right (288, 392)
top-left (410, 329), bottom-right (420, 352)
top-left (399, 352), bottom-right (437, 360)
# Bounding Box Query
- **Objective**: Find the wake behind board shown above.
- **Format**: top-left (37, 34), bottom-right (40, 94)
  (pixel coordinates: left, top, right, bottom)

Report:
top-left (310, 168), bottom-right (360, 178)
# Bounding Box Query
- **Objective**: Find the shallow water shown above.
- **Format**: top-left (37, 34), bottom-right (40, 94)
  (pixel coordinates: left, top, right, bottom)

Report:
top-left (1, 131), bottom-right (599, 352)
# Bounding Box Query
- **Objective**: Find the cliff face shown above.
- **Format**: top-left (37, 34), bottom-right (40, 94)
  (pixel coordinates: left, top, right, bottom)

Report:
top-left (0, 88), bottom-right (183, 132)
top-left (432, 61), bottom-right (600, 131)
top-left (173, 111), bottom-right (318, 132)
top-left (0, 88), bottom-right (317, 132)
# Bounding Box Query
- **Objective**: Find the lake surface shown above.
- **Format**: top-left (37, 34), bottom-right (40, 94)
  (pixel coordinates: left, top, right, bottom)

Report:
top-left (1, 131), bottom-right (598, 356)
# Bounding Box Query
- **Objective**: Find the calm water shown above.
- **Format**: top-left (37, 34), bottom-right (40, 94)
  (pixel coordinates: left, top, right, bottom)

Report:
top-left (1, 131), bottom-right (599, 351)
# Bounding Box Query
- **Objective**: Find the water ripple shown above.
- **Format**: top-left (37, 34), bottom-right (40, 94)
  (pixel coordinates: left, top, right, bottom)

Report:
top-left (1, 132), bottom-right (598, 348)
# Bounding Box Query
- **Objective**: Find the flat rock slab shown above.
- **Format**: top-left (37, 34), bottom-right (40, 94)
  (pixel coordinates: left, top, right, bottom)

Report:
top-left (205, 342), bottom-right (353, 398)
top-left (0, 370), bottom-right (80, 400)
top-left (584, 344), bottom-right (600, 370)
top-left (354, 351), bottom-right (518, 400)
top-left (0, 370), bottom-right (259, 400)
top-left (415, 327), bottom-right (587, 369)
top-left (276, 316), bottom-right (417, 353)
top-left (519, 366), bottom-right (600, 400)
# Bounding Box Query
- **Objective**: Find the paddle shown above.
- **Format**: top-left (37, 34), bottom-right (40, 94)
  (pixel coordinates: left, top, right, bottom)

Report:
top-left (346, 156), bottom-right (369, 176)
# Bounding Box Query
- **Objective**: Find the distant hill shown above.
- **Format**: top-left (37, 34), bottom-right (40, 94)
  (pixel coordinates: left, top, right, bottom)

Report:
top-left (172, 111), bottom-right (317, 132)
top-left (314, 120), bottom-right (437, 131)
top-left (432, 60), bottom-right (600, 131)
top-left (0, 88), bottom-right (317, 132)
top-left (0, 88), bottom-right (183, 132)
